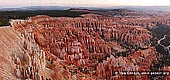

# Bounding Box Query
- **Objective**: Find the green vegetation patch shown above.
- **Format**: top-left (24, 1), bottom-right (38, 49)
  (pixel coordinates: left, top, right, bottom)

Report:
top-left (160, 36), bottom-right (170, 47)
top-left (0, 10), bottom-right (88, 26)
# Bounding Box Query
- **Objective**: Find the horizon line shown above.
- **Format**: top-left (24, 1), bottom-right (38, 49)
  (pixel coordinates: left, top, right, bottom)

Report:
top-left (1, 5), bottom-right (170, 9)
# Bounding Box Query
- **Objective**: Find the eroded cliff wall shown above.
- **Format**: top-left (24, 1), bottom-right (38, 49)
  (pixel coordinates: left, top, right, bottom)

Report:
top-left (0, 26), bottom-right (82, 80)
top-left (9, 14), bottom-right (159, 80)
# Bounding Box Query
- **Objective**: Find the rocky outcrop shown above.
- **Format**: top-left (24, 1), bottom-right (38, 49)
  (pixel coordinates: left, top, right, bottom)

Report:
top-left (0, 26), bottom-right (83, 80)
top-left (8, 14), bottom-right (158, 80)
top-left (95, 47), bottom-right (158, 80)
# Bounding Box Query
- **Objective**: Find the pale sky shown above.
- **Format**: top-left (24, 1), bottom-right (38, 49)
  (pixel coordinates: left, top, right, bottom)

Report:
top-left (0, 0), bottom-right (170, 8)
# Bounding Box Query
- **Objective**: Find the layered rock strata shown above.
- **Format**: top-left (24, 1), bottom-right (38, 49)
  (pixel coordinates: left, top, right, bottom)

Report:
top-left (8, 14), bottom-right (158, 80)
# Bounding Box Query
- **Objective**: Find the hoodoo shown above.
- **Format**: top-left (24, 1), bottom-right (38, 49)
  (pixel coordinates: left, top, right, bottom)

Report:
top-left (0, 13), bottom-right (169, 80)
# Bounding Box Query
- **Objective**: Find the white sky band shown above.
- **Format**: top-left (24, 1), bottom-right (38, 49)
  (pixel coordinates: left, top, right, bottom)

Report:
top-left (0, 0), bottom-right (170, 8)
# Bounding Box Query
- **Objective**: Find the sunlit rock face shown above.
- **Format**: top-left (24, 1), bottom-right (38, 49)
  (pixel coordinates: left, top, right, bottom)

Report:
top-left (0, 27), bottom-right (47, 79)
top-left (0, 14), bottom-right (158, 80)
top-left (0, 26), bottom-right (76, 80)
